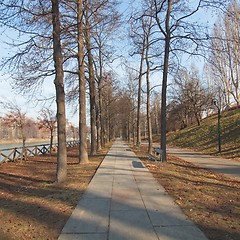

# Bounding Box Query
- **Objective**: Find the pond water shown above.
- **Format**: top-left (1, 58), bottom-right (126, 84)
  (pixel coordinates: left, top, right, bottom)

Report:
top-left (0, 141), bottom-right (50, 150)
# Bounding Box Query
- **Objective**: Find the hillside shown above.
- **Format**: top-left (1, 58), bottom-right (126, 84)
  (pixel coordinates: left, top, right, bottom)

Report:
top-left (167, 108), bottom-right (240, 160)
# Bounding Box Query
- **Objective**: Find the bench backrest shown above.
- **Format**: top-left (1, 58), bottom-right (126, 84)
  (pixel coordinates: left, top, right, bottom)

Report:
top-left (154, 148), bottom-right (163, 155)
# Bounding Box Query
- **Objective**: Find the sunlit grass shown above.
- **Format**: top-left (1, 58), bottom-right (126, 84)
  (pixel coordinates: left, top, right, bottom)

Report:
top-left (166, 108), bottom-right (240, 159)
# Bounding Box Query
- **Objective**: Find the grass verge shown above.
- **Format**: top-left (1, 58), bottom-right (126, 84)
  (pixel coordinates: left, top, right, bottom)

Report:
top-left (132, 144), bottom-right (240, 240)
top-left (166, 108), bottom-right (240, 160)
top-left (0, 143), bottom-right (111, 240)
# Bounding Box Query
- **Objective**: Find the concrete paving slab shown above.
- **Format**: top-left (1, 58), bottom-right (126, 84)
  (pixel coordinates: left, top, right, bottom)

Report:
top-left (141, 193), bottom-right (179, 207)
top-left (99, 164), bottom-right (115, 169)
top-left (94, 167), bottom-right (115, 172)
top-left (98, 160), bottom-right (115, 165)
top-left (58, 233), bottom-right (108, 240)
top-left (114, 171), bottom-right (132, 178)
top-left (83, 182), bottom-right (113, 199)
top-left (111, 199), bottom-right (144, 211)
top-left (111, 192), bottom-right (144, 211)
top-left (134, 177), bottom-right (156, 184)
top-left (155, 225), bottom-right (208, 240)
top-left (109, 210), bottom-right (158, 240)
top-left (90, 175), bottom-right (114, 182)
top-left (113, 181), bottom-right (137, 189)
top-left (112, 186), bottom-right (139, 195)
top-left (113, 176), bottom-right (135, 182)
top-left (59, 140), bottom-right (209, 240)
top-left (133, 171), bottom-right (156, 178)
top-left (147, 207), bottom-right (193, 227)
top-left (135, 179), bottom-right (163, 191)
top-left (61, 198), bottom-right (110, 234)
top-left (138, 189), bottom-right (169, 199)
top-left (137, 181), bottom-right (166, 191)
top-left (114, 167), bottom-right (133, 172)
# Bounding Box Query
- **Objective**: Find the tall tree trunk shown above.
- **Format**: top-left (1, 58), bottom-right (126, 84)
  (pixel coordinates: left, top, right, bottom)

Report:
top-left (160, 0), bottom-right (171, 162)
top-left (127, 119), bottom-right (130, 142)
top-left (132, 117), bottom-right (136, 144)
top-left (107, 97), bottom-right (111, 142)
top-left (85, 6), bottom-right (97, 156)
top-left (146, 52), bottom-right (152, 153)
top-left (50, 129), bottom-right (53, 155)
top-left (98, 82), bottom-right (105, 146)
top-left (96, 103), bottom-right (102, 151)
top-left (51, 0), bottom-right (67, 182)
top-left (130, 100), bottom-right (135, 144)
top-left (136, 46), bottom-right (145, 146)
top-left (96, 48), bottom-right (104, 148)
top-left (77, 0), bottom-right (89, 163)
top-left (102, 78), bottom-right (108, 145)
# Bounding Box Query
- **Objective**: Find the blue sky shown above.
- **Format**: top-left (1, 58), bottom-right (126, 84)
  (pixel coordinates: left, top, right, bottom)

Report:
top-left (0, 0), bottom-right (131, 126)
top-left (0, 0), bottom-right (219, 126)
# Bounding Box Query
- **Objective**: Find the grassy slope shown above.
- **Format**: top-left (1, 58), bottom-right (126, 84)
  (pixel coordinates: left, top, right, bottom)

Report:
top-left (167, 108), bottom-right (240, 160)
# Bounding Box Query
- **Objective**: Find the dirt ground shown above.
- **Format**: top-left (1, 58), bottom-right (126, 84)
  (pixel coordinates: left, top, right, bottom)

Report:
top-left (0, 144), bottom-right (111, 240)
top-left (133, 145), bottom-right (240, 240)
top-left (0, 143), bottom-right (239, 240)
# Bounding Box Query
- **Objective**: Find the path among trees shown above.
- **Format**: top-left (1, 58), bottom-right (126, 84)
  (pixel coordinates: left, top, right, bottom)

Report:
top-left (58, 140), bottom-right (208, 240)
top-left (167, 147), bottom-right (240, 180)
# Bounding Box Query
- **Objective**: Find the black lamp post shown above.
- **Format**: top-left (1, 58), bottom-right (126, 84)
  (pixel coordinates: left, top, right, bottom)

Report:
top-left (213, 100), bottom-right (221, 153)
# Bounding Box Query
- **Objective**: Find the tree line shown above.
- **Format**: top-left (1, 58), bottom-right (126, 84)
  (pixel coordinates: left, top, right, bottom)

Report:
top-left (0, 0), bottom-right (239, 182)
top-left (0, 0), bottom-right (121, 182)
top-left (0, 104), bottom-right (78, 149)
top-left (124, 0), bottom-right (238, 160)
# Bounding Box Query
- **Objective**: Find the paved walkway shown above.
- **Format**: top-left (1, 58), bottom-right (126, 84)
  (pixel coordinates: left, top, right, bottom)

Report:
top-left (58, 140), bottom-right (208, 240)
top-left (167, 148), bottom-right (240, 180)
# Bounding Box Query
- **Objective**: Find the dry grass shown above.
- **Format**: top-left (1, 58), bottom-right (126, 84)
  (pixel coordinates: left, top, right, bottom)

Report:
top-left (132, 144), bottom-right (240, 240)
top-left (1, 140), bottom-right (239, 240)
top-left (0, 144), bottom-right (111, 240)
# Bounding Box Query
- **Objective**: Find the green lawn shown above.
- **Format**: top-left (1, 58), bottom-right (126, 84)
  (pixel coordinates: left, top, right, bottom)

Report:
top-left (166, 108), bottom-right (240, 160)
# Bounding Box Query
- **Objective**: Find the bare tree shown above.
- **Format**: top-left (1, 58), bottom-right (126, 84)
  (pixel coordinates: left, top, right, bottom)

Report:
top-left (85, 0), bottom-right (120, 151)
top-left (1, 101), bottom-right (28, 161)
top-left (0, 1), bottom-right (54, 97)
top-left (0, 0), bottom-right (68, 181)
top-left (64, 0), bottom-right (120, 154)
top-left (208, 0), bottom-right (240, 108)
top-left (100, 71), bottom-right (119, 142)
top-left (38, 108), bottom-right (56, 154)
top-left (84, 0), bottom-right (97, 156)
top-left (151, 0), bottom-right (226, 161)
top-left (173, 67), bottom-right (213, 126)
top-left (77, 0), bottom-right (89, 163)
top-left (144, 12), bottom-right (155, 153)
top-left (91, 1), bottom-right (120, 150)
top-left (125, 67), bottom-right (138, 143)
top-left (129, 14), bottom-right (146, 146)
top-left (151, 92), bottom-right (161, 135)
top-left (51, 0), bottom-right (67, 182)
top-left (131, 10), bottom-right (155, 152)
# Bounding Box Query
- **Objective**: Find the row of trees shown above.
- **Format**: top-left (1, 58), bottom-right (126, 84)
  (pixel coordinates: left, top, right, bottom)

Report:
top-left (0, 104), bottom-right (78, 150)
top-left (207, 0), bottom-right (240, 108)
top-left (0, 0), bottom-right (121, 182)
top-left (124, 0), bottom-right (231, 160)
top-left (117, 65), bottom-right (213, 144)
top-left (1, 0), bottom-right (238, 182)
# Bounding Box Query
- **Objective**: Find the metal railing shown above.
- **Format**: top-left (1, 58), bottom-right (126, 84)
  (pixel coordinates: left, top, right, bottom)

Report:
top-left (0, 140), bottom-right (80, 163)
